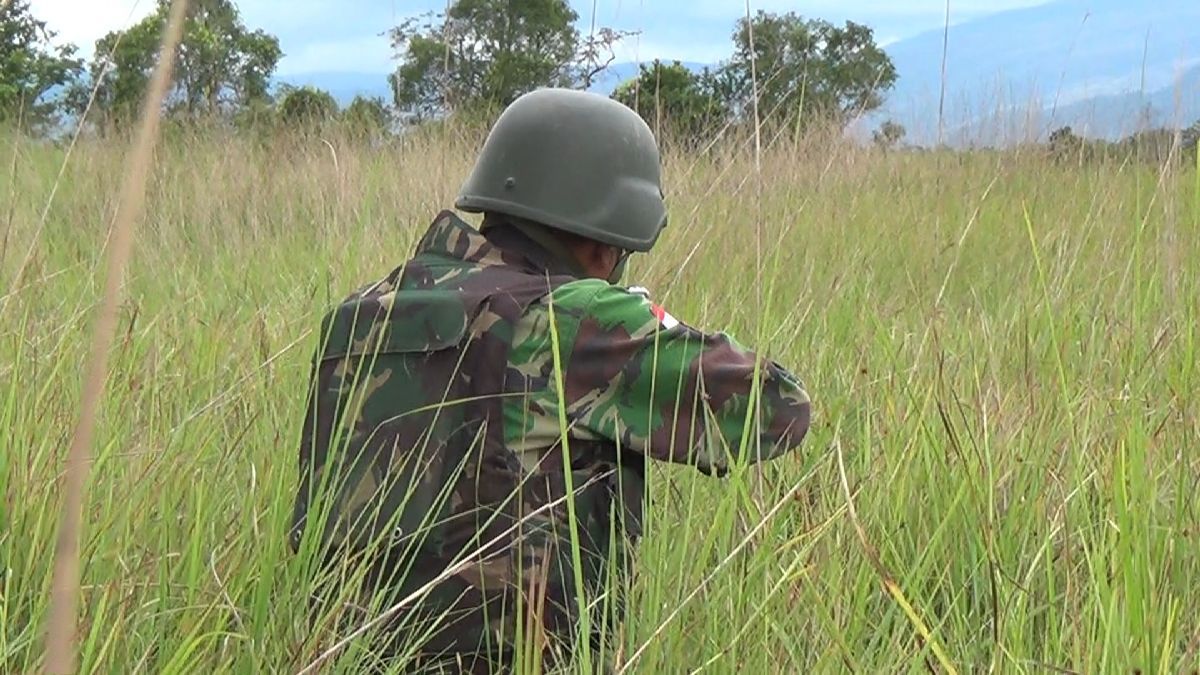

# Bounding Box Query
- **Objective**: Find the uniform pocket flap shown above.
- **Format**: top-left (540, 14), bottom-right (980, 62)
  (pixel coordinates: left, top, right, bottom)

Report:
top-left (317, 289), bottom-right (473, 361)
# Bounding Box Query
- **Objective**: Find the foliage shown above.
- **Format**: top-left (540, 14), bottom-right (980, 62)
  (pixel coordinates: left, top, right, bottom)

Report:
top-left (77, 0), bottom-right (281, 125)
top-left (276, 84), bottom-right (338, 127)
top-left (725, 12), bottom-right (897, 129)
top-left (388, 1), bottom-right (627, 119)
top-left (1048, 123), bottom-right (1200, 165)
top-left (609, 12), bottom-right (898, 141)
top-left (342, 95), bottom-right (392, 137)
top-left (0, 0), bottom-right (82, 130)
top-left (612, 60), bottom-right (728, 148)
top-left (1184, 120), bottom-right (1200, 163)
top-left (872, 119), bottom-right (906, 149)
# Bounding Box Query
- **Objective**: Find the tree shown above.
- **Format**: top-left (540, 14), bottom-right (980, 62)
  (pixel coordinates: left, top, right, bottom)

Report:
top-left (390, 1), bottom-right (622, 119)
top-left (343, 95), bottom-right (392, 137)
top-left (277, 85), bottom-right (338, 126)
top-left (1183, 120), bottom-right (1200, 162)
top-left (872, 119), bottom-right (905, 149)
top-left (725, 12), bottom-right (897, 130)
top-left (1118, 127), bottom-right (1177, 165)
top-left (80, 0), bottom-right (281, 123)
top-left (1048, 125), bottom-right (1078, 148)
top-left (612, 60), bottom-right (728, 147)
top-left (1047, 125), bottom-right (1084, 161)
top-left (0, 0), bottom-right (83, 130)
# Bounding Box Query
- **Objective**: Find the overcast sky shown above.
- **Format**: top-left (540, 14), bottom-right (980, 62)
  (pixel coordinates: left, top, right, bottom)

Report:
top-left (29, 0), bottom-right (1052, 75)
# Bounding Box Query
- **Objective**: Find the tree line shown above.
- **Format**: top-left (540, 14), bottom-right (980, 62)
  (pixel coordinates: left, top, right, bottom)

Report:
top-left (6, 0), bottom-right (1198, 160)
top-left (2, 0), bottom-right (902, 144)
top-left (390, 3), bottom-right (898, 142)
top-left (1, 0), bottom-right (391, 136)
top-left (1048, 122), bottom-right (1200, 165)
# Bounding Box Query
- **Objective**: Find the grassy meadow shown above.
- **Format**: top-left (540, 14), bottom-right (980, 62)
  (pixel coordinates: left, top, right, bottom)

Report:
top-left (1, 124), bottom-right (1199, 673)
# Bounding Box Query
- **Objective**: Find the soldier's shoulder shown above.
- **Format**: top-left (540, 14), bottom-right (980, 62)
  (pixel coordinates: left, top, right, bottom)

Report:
top-left (538, 279), bottom-right (686, 335)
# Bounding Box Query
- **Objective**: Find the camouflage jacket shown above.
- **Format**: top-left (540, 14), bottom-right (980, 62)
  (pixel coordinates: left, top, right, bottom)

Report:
top-left (290, 211), bottom-right (810, 656)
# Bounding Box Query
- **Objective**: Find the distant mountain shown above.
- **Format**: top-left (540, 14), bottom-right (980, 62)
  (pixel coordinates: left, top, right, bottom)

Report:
top-left (872, 0), bottom-right (1200, 145)
top-left (1043, 65), bottom-right (1200, 139)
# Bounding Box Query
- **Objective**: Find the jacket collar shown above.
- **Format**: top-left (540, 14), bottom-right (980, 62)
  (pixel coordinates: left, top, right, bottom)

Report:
top-left (415, 211), bottom-right (581, 278)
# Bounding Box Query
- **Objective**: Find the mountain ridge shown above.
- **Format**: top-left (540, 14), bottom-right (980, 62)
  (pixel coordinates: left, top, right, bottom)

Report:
top-left (874, 0), bottom-right (1200, 143)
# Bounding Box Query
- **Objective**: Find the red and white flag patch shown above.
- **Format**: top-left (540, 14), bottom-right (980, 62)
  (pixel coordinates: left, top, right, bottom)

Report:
top-left (651, 302), bottom-right (680, 329)
top-left (629, 286), bottom-right (680, 329)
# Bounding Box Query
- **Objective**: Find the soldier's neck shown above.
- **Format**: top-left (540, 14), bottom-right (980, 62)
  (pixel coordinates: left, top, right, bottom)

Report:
top-left (481, 215), bottom-right (590, 279)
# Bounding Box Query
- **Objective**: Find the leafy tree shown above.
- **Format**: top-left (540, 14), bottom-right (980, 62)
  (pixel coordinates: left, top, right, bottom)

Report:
top-left (232, 97), bottom-right (277, 132)
top-left (390, 1), bottom-right (624, 119)
top-left (0, 0), bottom-right (83, 130)
top-left (1183, 120), bottom-right (1200, 162)
top-left (1046, 125), bottom-right (1088, 162)
top-left (613, 60), bottom-right (728, 147)
top-left (872, 119), bottom-right (905, 149)
top-left (1117, 127), bottom-right (1177, 165)
top-left (343, 95), bottom-right (392, 137)
top-left (1048, 125), bottom-right (1079, 149)
top-left (277, 85), bottom-right (338, 126)
top-left (725, 12), bottom-right (897, 130)
top-left (80, 0), bottom-right (281, 123)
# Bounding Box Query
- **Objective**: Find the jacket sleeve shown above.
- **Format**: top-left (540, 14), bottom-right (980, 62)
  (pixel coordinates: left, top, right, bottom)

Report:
top-left (560, 284), bottom-right (811, 475)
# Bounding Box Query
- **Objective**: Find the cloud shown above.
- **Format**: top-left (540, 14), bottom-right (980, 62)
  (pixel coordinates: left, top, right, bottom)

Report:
top-left (238, 0), bottom-right (402, 42)
top-left (29, 0), bottom-right (153, 52)
top-left (29, 0), bottom-right (399, 69)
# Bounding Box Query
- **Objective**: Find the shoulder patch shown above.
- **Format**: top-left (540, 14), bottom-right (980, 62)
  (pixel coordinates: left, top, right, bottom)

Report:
top-left (622, 285), bottom-right (679, 329)
top-left (650, 302), bottom-right (680, 329)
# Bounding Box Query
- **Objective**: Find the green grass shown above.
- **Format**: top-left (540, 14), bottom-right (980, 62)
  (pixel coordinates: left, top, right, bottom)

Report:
top-left (1, 127), bottom-right (1198, 673)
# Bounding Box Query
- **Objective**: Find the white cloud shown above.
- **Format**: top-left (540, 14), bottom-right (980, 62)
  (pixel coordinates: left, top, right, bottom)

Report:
top-left (29, 0), bottom-right (153, 53)
top-left (28, 0), bottom-right (398, 72)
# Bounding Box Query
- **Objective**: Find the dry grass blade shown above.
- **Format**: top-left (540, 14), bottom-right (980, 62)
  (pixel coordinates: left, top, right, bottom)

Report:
top-left (42, 1), bottom-right (191, 672)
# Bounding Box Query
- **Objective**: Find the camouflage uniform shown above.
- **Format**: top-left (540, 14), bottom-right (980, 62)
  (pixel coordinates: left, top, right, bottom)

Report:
top-left (290, 211), bottom-right (811, 670)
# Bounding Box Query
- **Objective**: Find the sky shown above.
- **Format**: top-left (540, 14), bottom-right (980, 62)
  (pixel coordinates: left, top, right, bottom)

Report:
top-left (29, 0), bottom-right (1053, 76)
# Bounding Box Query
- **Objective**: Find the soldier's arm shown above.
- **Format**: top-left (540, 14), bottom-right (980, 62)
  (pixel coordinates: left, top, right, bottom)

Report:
top-left (559, 282), bottom-right (811, 475)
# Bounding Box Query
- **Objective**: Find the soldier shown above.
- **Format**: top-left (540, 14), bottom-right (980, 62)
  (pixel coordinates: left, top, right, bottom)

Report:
top-left (290, 88), bottom-right (811, 673)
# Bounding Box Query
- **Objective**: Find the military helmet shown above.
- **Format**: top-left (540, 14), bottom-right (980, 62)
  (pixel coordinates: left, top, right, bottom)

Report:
top-left (455, 88), bottom-right (667, 252)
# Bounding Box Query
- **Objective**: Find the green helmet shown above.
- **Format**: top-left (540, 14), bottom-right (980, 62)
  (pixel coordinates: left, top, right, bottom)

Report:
top-left (455, 88), bottom-right (667, 252)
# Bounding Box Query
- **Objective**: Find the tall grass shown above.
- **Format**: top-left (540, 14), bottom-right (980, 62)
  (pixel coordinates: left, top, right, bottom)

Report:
top-left (1, 122), bottom-right (1197, 673)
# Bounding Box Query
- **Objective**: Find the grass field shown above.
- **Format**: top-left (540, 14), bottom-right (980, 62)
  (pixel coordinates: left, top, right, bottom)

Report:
top-left (2, 125), bottom-right (1198, 674)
